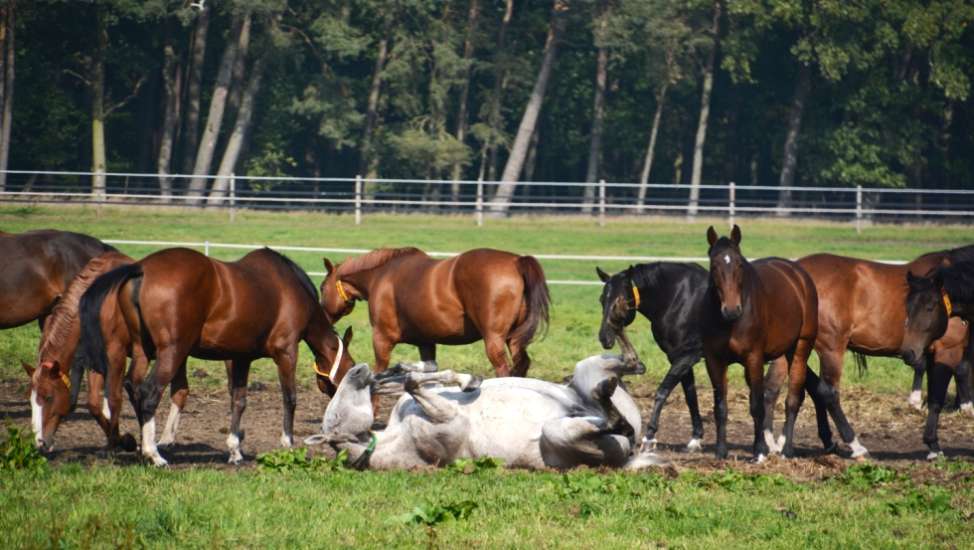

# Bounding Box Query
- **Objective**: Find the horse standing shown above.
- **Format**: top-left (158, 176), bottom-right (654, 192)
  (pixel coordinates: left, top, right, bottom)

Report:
top-left (79, 247), bottom-right (354, 465)
top-left (701, 225), bottom-right (817, 460)
top-left (596, 263), bottom-right (708, 452)
top-left (319, 247), bottom-right (550, 377)
top-left (0, 229), bottom-right (115, 329)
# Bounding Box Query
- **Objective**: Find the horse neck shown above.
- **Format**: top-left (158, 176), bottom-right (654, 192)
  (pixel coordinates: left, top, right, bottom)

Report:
top-left (303, 307), bottom-right (334, 356)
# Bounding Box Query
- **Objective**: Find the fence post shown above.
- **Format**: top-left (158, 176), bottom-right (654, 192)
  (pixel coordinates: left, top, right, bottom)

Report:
top-left (229, 173), bottom-right (236, 223)
top-left (855, 185), bottom-right (863, 235)
top-left (204, 240), bottom-right (210, 257)
top-left (598, 178), bottom-right (606, 227)
top-left (355, 174), bottom-right (362, 225)
top-left (476, 177), bottom-right (484, 227)
top-left (728, 181), bottom-right (736, 228)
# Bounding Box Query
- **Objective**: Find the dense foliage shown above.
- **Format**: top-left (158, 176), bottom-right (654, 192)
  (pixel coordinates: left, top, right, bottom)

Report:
top-left (1, 0), bottom-right (972, 205)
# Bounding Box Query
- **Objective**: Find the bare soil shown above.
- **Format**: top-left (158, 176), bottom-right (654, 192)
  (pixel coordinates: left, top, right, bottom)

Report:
top-left (3, 376), bottom-right (972, 480)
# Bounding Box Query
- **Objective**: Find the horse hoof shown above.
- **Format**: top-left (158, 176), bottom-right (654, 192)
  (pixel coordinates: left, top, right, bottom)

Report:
top-left (849, 438), bottom-right (869, 459)
top-left (753, 453), bottom-right (767, 464)
top-left (228, 452), bottom-right (244, 465)
top-left (961, 402), bottom-right (974, 417)
top-left (908, 390), bottom-right (923, 411)
top-left (641, 437), bottom-right (658, 453)
top-left (157, 438), bottom-right (174, 450)
top-left (685, 438), bottom-right (702, 453)
top-left (763, 430), bottom-right (781, 455)
top-left (144, 453), bottom-right (169, 467)
top-left (776, 435), bottom-right (786, 453)
top-left (461, 375), bottom-right (482, 392)
top-left (926, 451), bottom-right (944, 461)
top-left (279, 433), bottom-right (293, 448)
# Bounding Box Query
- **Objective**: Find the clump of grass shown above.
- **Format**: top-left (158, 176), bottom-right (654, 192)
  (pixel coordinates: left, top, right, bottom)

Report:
top-left (0, 425), bottom-right (48, 474)
top-left (255, 447), bottom-right (348, 472)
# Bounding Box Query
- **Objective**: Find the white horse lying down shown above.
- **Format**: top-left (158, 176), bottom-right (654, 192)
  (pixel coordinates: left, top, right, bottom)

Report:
top-left (305, 354), bottom-right (666, 470)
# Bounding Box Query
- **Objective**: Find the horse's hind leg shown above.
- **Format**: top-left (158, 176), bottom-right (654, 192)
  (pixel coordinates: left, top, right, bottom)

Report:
top-left (953, 349), bottom-right (972, 415)
top-left (762, 357), bottom-right (788, 454)
top-left (541, 416), bottom-right (631, 469)
top-left (484, 335), bottom-right (513, 377)
top-left (781, 340), bottom-right (811, 459)
top-left (135, 347), bottom-right (185, 467)
top-left (923, 360), bottom-right (952, 460)
top-left (271, 347), bottom-right (298, 448)
top-left (815, 348), bottom-right (867, 457)
top-left (507, 338), bottom-right (531, 378)
top-left (404, 371), bottom-right (478, 423)
top-left (704, 353), bottom-right (730, 459)
top-left (158, 360), bottom-right (189, 448)
top-left (226, 359), bottom-right (252, 464)
top-left (643, 356), bottom-right (695, 451)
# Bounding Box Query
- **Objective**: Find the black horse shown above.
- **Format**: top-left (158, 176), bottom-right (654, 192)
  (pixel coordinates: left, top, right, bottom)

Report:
top-left (597, 263), bottom-right (709, 452)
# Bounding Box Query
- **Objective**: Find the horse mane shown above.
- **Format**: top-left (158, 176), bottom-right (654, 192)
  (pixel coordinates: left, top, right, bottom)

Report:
top-left (629, 263), bottom-right (665, 290)
top-left (336, 247), bottom-right (425, 277)
top-left (261, 247), bottom-right (319, 302)
top-left (941, 261), bottom-right (974, 304)
top-left (38, 251), bottom-right (130, 360)
top-left (945, 243), bottom-right (974, 264)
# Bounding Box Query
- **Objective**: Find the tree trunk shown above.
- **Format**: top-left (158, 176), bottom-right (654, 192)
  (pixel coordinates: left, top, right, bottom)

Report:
top-left (91, 8), bottom-right (108, 199)
top-left (360, 33), bottom-right (389, 196)
top-left (157, 40), bottom-right (182, 200)
top-left (450, 0), bottom-right (480, 200)
top-left (186, 13), bottom-right (247, 201)
top-left (775, 63), bottom-right (811, 215)
top-left (0, 2), bottom-right (14, 193)
top-left (687, 0), bottom-right (722, 217)
top-left (582, 2), bottom-right (609, 213)
top-left (637, 81), bottom-right (668, 212)
top-left (524, 126), bottom-right (540, 182)
top-left (491, 1), bottom-right (563, 214)
top-left (483, 0), bottom-right (513, 185)
top-left (181, 5), bottom-right (210, 175)
top-left (208, 55), bottom-right (267, 206)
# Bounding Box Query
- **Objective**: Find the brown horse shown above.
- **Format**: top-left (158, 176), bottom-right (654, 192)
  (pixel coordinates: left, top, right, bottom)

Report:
top-left (764, 246), bottom-right (974, 459)
top-left (79, 247), bottom-right (354, 466)
top-left (701, 225), bottom-right (817, 460)
top-left (320, 247), bottom-right (550, 377)
top-left (0, 229), bottom-right (115, 329)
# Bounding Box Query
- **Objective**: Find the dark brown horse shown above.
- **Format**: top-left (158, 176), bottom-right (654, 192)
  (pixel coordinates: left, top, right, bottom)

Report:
top-left (0, 229), bottom-right (115, 329)
top-left (764, 246), bottom-right (974, 459)
top-left (320, 247), bottom-right (550, 377)
top-left (79, 247), bottom-right (354, 466)
top-left (701, 225), bottom-right (817, 460)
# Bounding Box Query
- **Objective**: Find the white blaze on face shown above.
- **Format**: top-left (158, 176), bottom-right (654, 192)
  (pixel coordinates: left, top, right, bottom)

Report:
top-left (30, 389), bottom-right (44, 445)
top-left (723, 254), bottom-right (731, 265)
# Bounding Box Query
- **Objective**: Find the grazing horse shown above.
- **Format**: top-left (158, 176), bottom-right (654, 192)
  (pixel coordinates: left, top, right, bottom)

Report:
top-left (26, 251), bottom-right (190, 452)
top-left (305, 355), bottom-right (664, 470)
top-left (904, 260), bottom-right (974, 458)
top-left (319, 247), bottom-right (550, 377)
top-left (596, 263), bottom-right (708, 452)
top-left (701, 225), bottom-right (817, 460)
top-left (0, 229), bottom-right (115, 329)
top-left (79, 247), bottom-right (355, 466)
top-left (764, 246), bottom-right (974, 459)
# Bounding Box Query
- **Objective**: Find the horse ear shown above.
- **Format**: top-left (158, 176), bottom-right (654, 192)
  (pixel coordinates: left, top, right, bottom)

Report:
top-left (730, 224), bottom-right (742, 246)
top-left (596, 267), bottom-right (611, 282)
top-left (323, 258), bottom-right (334, 275)
top-left (22, 361), bottom-right (35, 377)
top-left (706, 226), bottom-right (718, 247)
top-left (342, 326), bottom-right (353, 345)
top-left (41, 360), bottom-right (61, 374)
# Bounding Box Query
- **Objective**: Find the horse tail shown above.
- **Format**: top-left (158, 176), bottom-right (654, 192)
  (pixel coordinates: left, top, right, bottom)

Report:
top-left (853, 351), bottom-right (868, 378)
top-left (76, 264), bottom-right (143, 407)
top-left (509, 255), bottom-right (551, 349)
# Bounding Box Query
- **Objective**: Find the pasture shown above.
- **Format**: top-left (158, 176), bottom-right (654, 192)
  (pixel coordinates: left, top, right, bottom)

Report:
top-left (1, 204), bottom-right (973, 548)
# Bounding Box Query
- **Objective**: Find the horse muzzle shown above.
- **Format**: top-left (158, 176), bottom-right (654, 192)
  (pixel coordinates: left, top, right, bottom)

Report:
top-left (721, 305), bottom-right (743, 322)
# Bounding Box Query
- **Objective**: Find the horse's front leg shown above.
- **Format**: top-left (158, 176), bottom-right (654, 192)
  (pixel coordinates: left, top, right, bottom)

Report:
top-left (744, 354), bottom-right (770, 462)
top-left (271, 346), bottom-right (298, 448)
top-left (704, 352), bottom-right (729, 459)
top-left (909, 362), bottom-right (925, 411)
top-left (923, 360), bottom-right (952, 460)
top-left (643, 355), bottom-right (696, 452)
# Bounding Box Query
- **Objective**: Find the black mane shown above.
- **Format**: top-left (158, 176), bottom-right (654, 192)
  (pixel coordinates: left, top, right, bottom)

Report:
top-left (941, 260), bottom-right (974, 304)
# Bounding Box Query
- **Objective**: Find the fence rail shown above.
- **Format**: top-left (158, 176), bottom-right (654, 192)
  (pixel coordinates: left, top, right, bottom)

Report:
top-left (2, 170), bottom-right (972, 228)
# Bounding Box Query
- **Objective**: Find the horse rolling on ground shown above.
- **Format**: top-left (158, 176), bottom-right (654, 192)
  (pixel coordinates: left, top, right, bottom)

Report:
top-left (0, 229), bottom-right (115, 329)
top-left (701, 225), bottom-right (817, 461)
top-left (763, 246), bottom-right (974, 459)
top-left (903, 260), bottom-right (974, 458)
top-left (305, 355), bottom-right (663, 470)
top-left (319, 247), bottom-right (550, 377)
top-left (596, 263), bottom-right (708, 453)
top-left (79, 247), bottom-right (355, 466)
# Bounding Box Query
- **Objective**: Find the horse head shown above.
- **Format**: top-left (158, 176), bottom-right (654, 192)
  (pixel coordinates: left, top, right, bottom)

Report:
top-left (305, 362), bottom-right (381, 464)
top-left (903, 270), bottom-right (951, 366)
top-left (24, 359), bottom-right (72, 452)
top-left (319, 257), bottom-right (358, 323)
top-left (706, 225), bottom-right (746, 322)
top-left (311, 326), bottom-right (357, 396)
top-left (596, 266), bottom-right (641, 364)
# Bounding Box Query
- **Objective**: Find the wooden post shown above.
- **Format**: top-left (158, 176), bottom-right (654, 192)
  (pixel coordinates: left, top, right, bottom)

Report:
top-left (229, 173), bottom-right (236, 223)
top-left (204, 240), bottom-right (210, 257)
top-left (355, 174), bottom-right (362, 225)
top-left (475, 178), bottom-right (484, 227)
top-left (855, 185), bottom-right (863, 235)
top-left (728, 180), bottom-right (735, 228)
top-left (598, 178), bottom-right (606, 227)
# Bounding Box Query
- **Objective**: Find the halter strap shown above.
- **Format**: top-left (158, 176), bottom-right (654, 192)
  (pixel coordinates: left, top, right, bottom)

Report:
top-left (351, 432), bottom-right (377, 470)
top-left (942, 288), bottom-right (953, 317)
top-left (336, 280), bottom-right (352, 303)
top-left (631, 286), bottom-right (641, 309)
top-left (313, 335), bottom-right (344, 380)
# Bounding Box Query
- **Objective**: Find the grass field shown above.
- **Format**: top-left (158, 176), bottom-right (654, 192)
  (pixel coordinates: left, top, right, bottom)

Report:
top-left (2, 205), bottom-right (973, 548)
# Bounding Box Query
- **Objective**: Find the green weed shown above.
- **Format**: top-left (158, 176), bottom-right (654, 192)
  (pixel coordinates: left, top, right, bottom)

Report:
top-left (0, 425), bottom-right (47, 474)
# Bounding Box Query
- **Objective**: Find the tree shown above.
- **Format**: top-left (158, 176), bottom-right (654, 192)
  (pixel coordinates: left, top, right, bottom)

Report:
top-left (449, 0), bottom-right (480, 200)
top-left (180, 3), bottom-right (209, 175)
top-left (0, 0), bottom-right (15, 192)
top-left (687, 0), bottom-right (722, 217)
top-left (581, 0), bottom-right (610, 213)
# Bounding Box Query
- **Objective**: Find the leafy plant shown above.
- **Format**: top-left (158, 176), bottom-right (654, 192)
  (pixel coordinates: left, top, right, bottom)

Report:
top-left (256, 447), bottom-right (348, 472)
top-left (0, 426), bottom-right (48, 474)
top-left (839, 463), bottom-right (900, 489)
top-left (446, 456), bottom-right (502, 475)
top-left (887, 487), bottom-right (953, 516)
top-left (393, 500), bottom-right (478, 549)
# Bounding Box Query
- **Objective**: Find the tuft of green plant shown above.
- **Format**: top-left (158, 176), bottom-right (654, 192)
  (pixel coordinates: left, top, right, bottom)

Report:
top-left (839, 463), bottom-right (900, 489)
top-left (887, 486), bottom-right (953, 516)
top-left (255, 447), bottom-right (348, 472)
top-left (393, 500), bottom-right (478, 549)
top-left (446, 456), bottom-right (503, 475)
top-left (0, 425), bottom-right (48, 474)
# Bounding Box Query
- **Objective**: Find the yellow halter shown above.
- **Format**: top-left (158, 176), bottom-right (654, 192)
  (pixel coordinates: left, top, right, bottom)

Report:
top-left (60, 371), bottom-right (71, 391)
top-left (336, 280), bottom-right (351, 303)
top-left (313, 334), bottom-right (344, 381)
top-left (632, 286), bottom-right (641, 309)
top-left (942, 288), bottom-right (953, 317)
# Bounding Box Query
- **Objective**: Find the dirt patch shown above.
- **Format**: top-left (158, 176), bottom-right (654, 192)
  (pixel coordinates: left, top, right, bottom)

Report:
top-left (2, 376), bottom-right (972, 479)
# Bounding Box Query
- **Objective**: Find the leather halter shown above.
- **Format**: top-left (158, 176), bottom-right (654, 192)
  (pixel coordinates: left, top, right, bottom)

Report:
top-left (313, 335), bottom-right (344, 381)
top-left (351, 433), bottom-right (378, 470)
top-left (942, 288), bottom-right (953, 317)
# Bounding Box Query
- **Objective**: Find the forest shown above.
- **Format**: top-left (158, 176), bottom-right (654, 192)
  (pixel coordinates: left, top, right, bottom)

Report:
top-left (0, 0), bottom-right (971, 213)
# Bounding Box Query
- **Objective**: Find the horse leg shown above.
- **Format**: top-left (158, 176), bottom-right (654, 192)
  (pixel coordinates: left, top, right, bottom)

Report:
top-left (484, 334), bottom-right (512, 377)
top-left (744, 354), bottom-right (770, 462)
top-left (272, 346), bottom-right (298, 449)
top-left (801, 368), bottom-right (833, 452)
top-left (540, 416), bottom-right (633, 469)
top-left (135, 348), bottom-right (183, 467)
top-left (954, 354), bottom-right (972, 415)
top-left (923, 360), bottom-right (952, 460)
top-left (158, 360), bottom-right (188, 448)
top-left (642, 356), bottom-right (695, 451)
top-left (226, 359), bottom-right (252, 465)
top-left (372, 335), bottom-right (395, 415)
top-left (404, 370), bottom-right (481, 392)
top-left (908, 363), bottom-right (925, 410)
top-left (763, 356), bottom-right (788, 455)
top-left (85, 371), bottom-right (115, 448)
top-left (680, 366), bottom-right (705, 452)
top-left (508, 338), bottom-right (531, 378)
top-left (704, 353), bottom-right (729, 459)
top-left (404, 372), bottom-right (467, 423)
top-left (815, 348), bottom-right (867, 458)
top-left (781, 339), bottom-right (811, 459)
